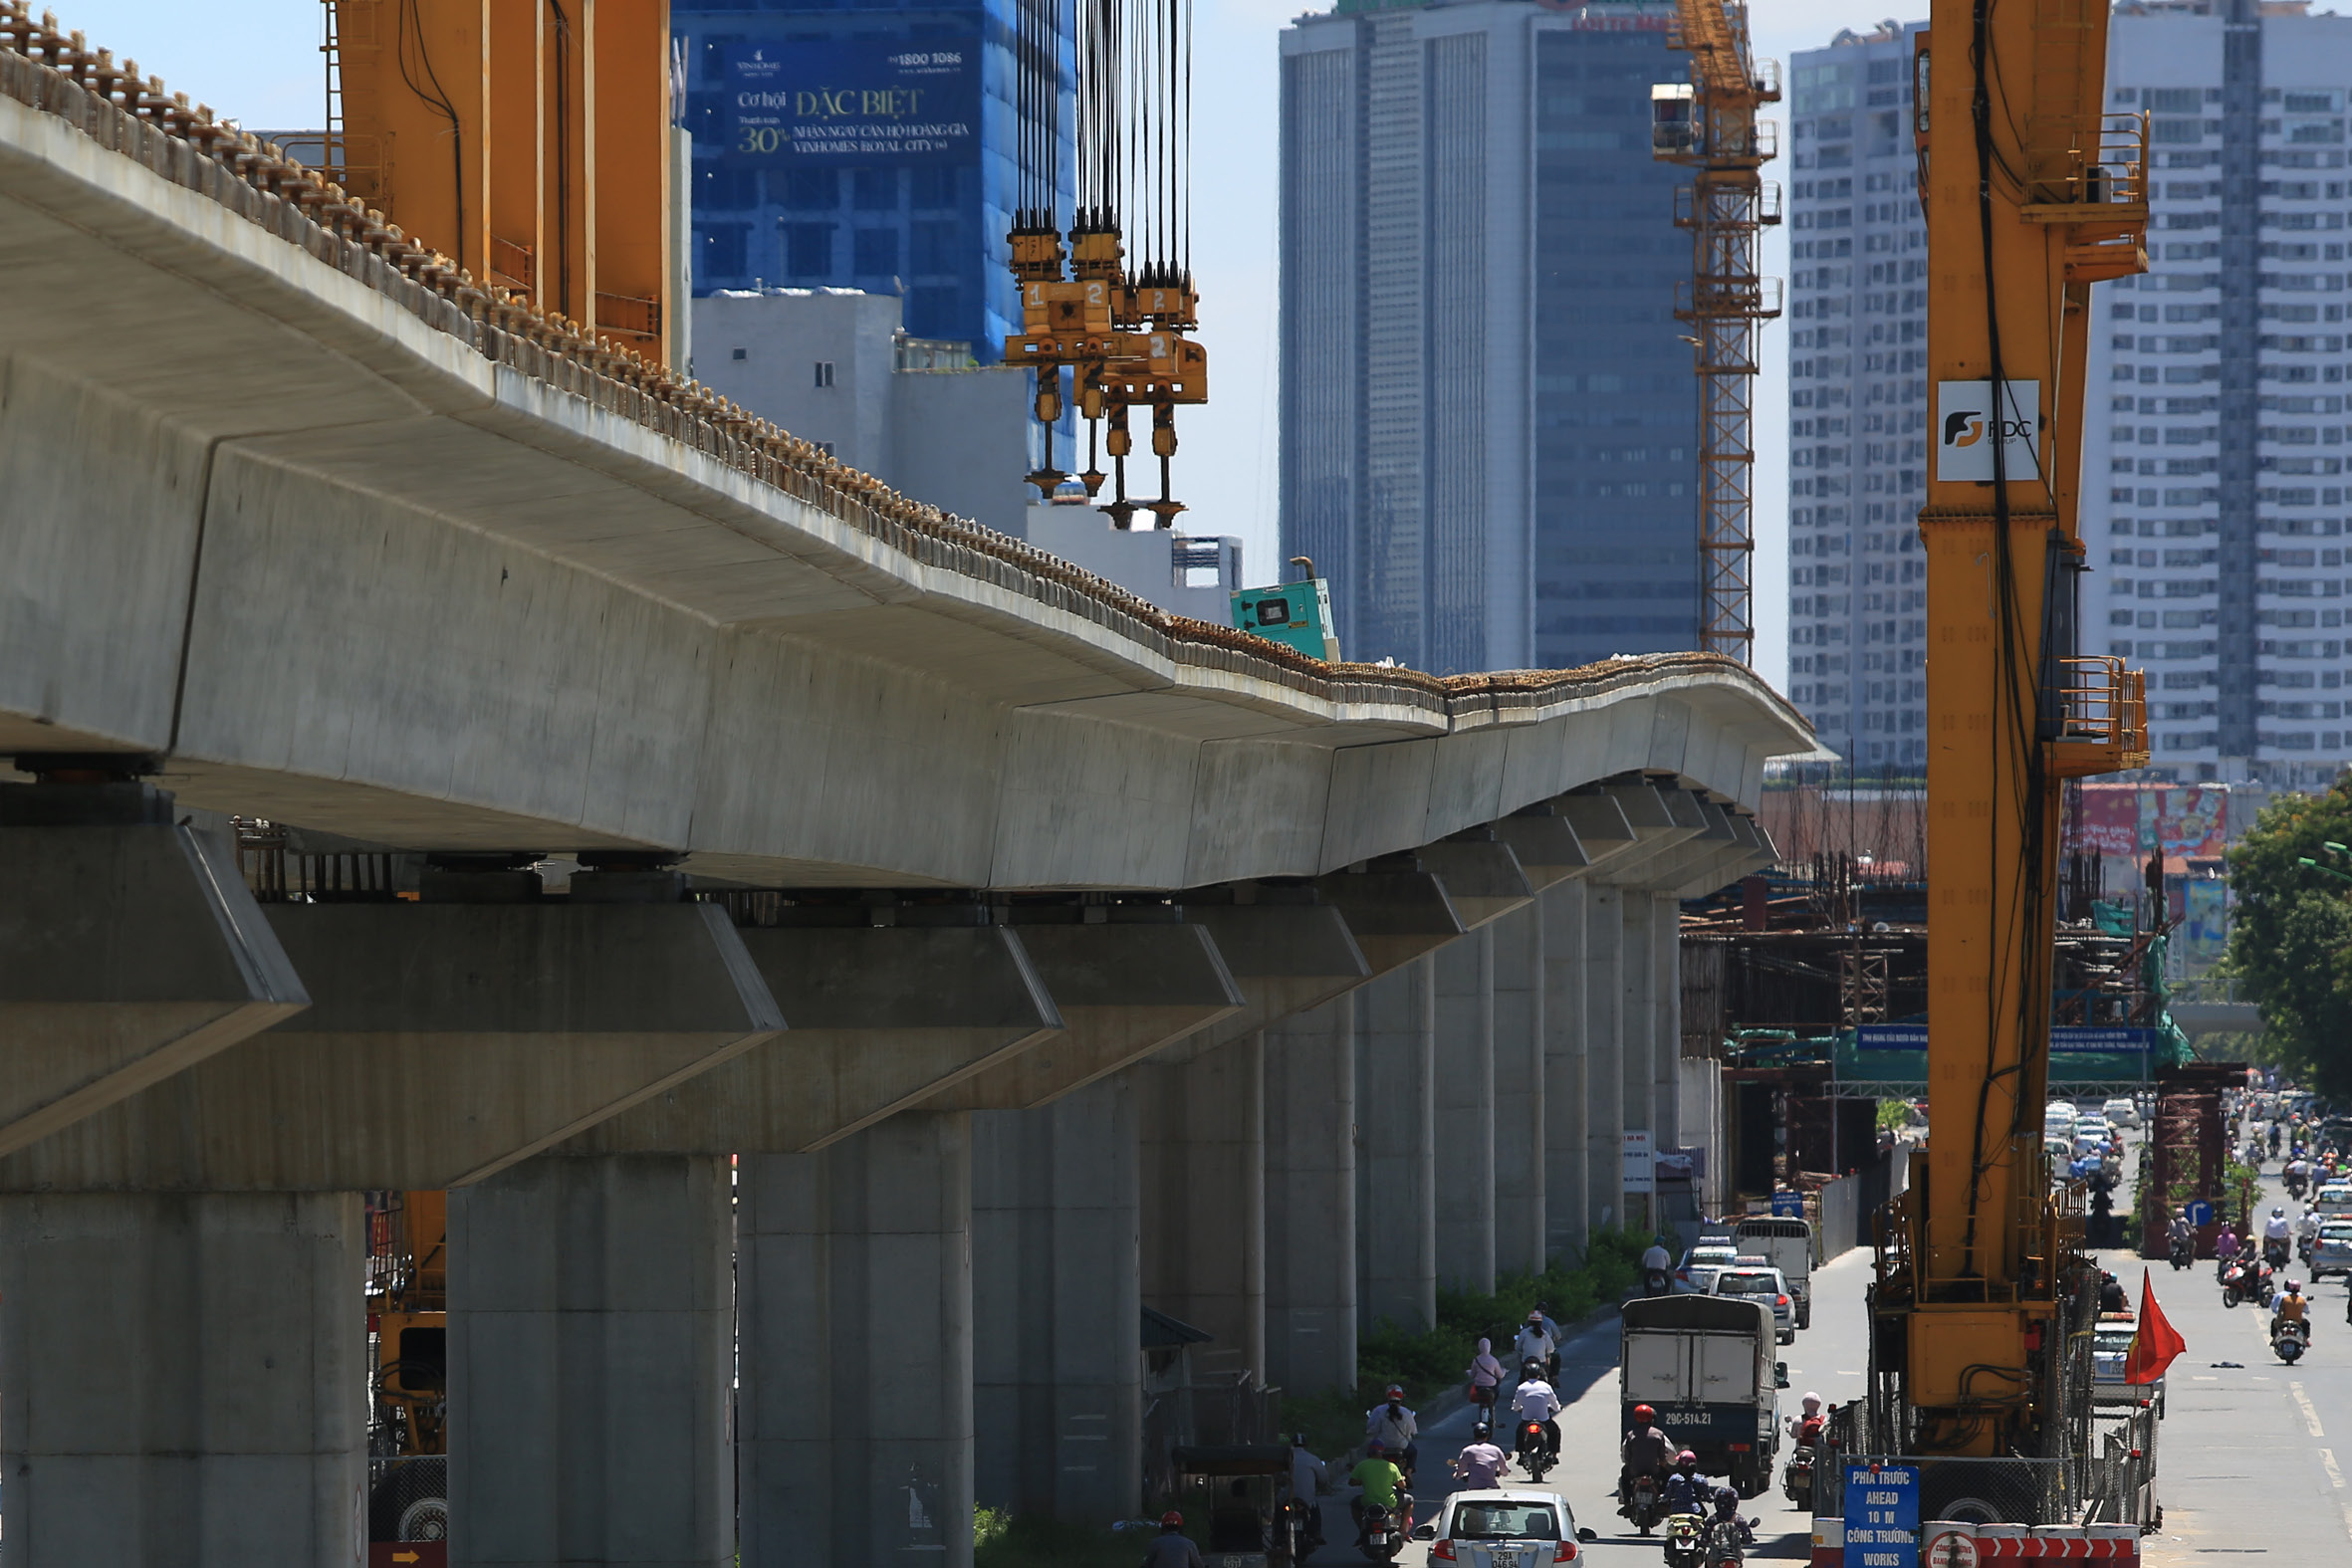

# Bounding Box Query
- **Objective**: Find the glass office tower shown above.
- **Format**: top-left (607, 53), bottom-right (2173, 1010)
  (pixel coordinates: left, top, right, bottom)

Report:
top-left (673, 0), bottom-right (1072, 359)
top-left (1280, 0), bottom-right (1697, 674)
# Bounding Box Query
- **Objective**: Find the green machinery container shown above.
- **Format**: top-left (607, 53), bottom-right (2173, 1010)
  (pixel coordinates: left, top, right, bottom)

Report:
top-left (1231, 576), bottom-right (1340, 662)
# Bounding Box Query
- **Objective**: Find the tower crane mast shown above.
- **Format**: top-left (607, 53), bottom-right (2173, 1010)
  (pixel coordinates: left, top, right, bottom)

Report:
top-left (1653, 0), bottom-right (1781, 664)
top-left (1868, 0), bottom-right (2152, 1487)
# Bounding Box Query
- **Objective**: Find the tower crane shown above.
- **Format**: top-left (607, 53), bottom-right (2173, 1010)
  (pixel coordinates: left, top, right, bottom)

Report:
top-left (1652, 0), bottom-right (1781, 664)
top-left (1005, 0), bottom-right (1206, 527)
top-left (1865, 0), bottom-right (2151, 1499)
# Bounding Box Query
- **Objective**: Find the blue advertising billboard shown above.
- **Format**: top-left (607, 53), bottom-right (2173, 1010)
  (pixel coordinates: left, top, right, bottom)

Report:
top-left (1855, 1024), bottom-right (2161, 1054)
top-left (721, 39), bottom-right (980, 164)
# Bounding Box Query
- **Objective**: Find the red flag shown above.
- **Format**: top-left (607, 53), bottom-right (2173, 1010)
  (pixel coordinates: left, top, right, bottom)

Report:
top-left (2124, 1269), bottom-right (2186, 1385)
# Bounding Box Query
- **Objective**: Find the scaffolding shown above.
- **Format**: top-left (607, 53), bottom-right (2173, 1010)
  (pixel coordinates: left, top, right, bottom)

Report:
top-left (1653, 1), bottom-right (1781, 661)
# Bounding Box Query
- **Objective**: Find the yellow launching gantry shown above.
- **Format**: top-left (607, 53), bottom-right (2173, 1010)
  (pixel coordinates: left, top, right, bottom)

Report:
top-left (1868, 0), bottom-right (2150, 1482)
top-left (1006, 0), bottom-right (1206, 527)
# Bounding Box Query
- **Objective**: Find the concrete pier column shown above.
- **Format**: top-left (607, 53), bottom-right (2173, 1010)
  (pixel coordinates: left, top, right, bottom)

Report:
top-left (1355, 958), bottom-right (1436, 1333)
top-left (1584, 885), bottom-right (1625, 1237)
top-left (1651, 892), bottom-right (1685, 1154)
top-left (1619, 892), bottom-right (1655, 1227)
top-left (0, 1192), bottom-right (364, 1566)
top-left (1539, 881), bottom-right (1588, 1265)
top-left (1265, 994), bottom-right (1356, 1395)
top-left (447, 1154), bottom-right (732, 1568)
top-left (1433, 930), bottom-right (1495, 1293)
top-left (1490, 902), bottom-right (1545, 1276)
top-left (738, 1112), bottom-right (975, 1568)
top-left (972, 1076), bottom-right (1141, 1523)
top-left (1138, 1033), bottom-right (1266, 1397)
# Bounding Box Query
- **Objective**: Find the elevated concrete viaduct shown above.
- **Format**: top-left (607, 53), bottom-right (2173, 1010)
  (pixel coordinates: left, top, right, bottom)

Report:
top-left (0, 31), bottom-right (1814, 1568)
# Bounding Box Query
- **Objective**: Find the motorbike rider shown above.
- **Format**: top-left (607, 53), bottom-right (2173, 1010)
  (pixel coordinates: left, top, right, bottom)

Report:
top-left (1452, 1424), bottom-right (1509, 1490)
top-left (1365, 1387), bottom-right (1419, 1480)
top-left (2273, 1122), bottom-right (2285, 1156)
top-left (1289, 1434), bottom-right (1327, 1549)
top-left (1465, 1337), bottom-right (1506, 1414)
top-left (1514, 1311), bottom-right (1558, 1382)
top-left (1707, 1486), bottom-right (1757, 1556)
top-left (1660, 1450), bottom-right (1708, 1514)
top-left (1512, 1359), bottom-right (1564, 1463)
top-left (2216, 1223), bottom-right (2242, 1282)
top-left (1621, 1402), bottom-right (1676, 1505)
top-left (2298, 1207), bottom-right (2322, 1260)
top-left (2273, 1278), bottom-right (2311, 1347)
top-left (1141, 1511), bottom-right (1206, 1568)
top-left (1787, 1391), bottom-right (1826, 1449)
top-left (2265, 1206), bottom-right (2295, 1267)
top-left (2169, 1208), bottom-right (2196, 1254)
top-left (1348, 1442), bottom-right (1408, 1549)
top-left (1642, 1236), bottom-right (1674, 1292)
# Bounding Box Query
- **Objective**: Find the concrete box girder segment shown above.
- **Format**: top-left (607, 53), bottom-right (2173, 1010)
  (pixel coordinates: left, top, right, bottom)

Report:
top-left (1590, 784), bottom-right (1703, 886)
top-left (921, 921), bottom-right (1244, 1111)
top-left (0, 823), bottom-right (308, 1159)
top-left (563, 923), bottom-right (1059, 1154)
top-left (1412, 840), bottom-right (1534, 929)
top-left (1135, 900), bottom-right (1370, 1068)
top-left (1308, 869), bottom-right (1468, 977)
top-left (0, 902), bottom-right (782, 1191)
top-left (1489, 809), bottom-right (1589, 891)
top-left (1551, 793), bottom-right (1642, 874)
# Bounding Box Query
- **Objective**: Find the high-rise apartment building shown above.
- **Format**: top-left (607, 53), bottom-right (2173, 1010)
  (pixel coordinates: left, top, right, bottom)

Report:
top-left (1787, 2), bottom-right (2352, 787)
top-left (673, 1), bottom-right (1071, 358)
top-left (1279, 0), bottom-right (1698, 675)
top-left (1783, 22), bottom-right (1929, 770)
top-left (2087, 0), bottom-right (2352, 787)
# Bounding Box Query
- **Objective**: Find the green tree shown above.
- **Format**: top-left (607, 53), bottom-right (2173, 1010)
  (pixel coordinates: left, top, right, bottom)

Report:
top-left (2223, 775), bottom-right (2352, 1093)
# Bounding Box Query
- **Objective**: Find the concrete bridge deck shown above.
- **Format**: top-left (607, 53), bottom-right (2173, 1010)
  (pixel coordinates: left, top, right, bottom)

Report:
top-left (0, 21), bottom-right (1814, 1568)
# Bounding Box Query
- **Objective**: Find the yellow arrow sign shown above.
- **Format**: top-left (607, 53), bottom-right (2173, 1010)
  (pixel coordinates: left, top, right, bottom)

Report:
top-left (392, 1554), bottom-right (419, 1564)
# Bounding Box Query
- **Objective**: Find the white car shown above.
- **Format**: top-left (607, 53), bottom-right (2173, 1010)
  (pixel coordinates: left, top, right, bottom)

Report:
top-left (1414, 1487), bottom-right (1597, 1567)
top-left (2103, 1096), bottom-right (2142, 1129)
top-left (2090, 1311), bottom-right (2165, 1417)
top-left (1674, 1240), bottom-right (1742, 1296)
top-left (2314, 1184), bottom-right (2352, 1219)
top-left (1713, 1261), bottom-right (1797, 1344)
top-left (2046, 1101), bottom-right (2078, 1140)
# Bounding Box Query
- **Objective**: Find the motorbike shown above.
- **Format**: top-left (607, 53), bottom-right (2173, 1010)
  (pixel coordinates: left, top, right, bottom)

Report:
top-left (2276, 1318), bottom-right (2309, 1364)
top-left (1622, 1471), bottom-right (1662, 1535)
top-left (1358, 1496), bottom-right (1412, 1563)
top-left (1643, 1266), bottom-right (1674, 1297)
top-left (1283, 1495), bottom-right (1323, 1560)
top-left (1516, 1422), bottom-right (1553, 1484)
top-left (2169, 1233), bottom-right (2194, 1270)
top-left (1704, 1515), bottom-right (1761, 1567)
top-left (1663, 1512), bottom-right (1707, 1568)
top-left (2266, 1235), bottom-right (2294, 1269)
top-left (2222, 1258), bottom-right (2250, 1307)
top-left (1781, 1445), bottom-right (1817, 1511)
top-left (2287, 1170), bottom-right (2310, 1200)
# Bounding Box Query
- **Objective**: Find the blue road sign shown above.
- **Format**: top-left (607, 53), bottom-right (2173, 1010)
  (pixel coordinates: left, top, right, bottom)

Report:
top-left (1844, 1463), bottom-right (1920, 1568)
top-left (2187, 1199), bottom-right (2215, 1227)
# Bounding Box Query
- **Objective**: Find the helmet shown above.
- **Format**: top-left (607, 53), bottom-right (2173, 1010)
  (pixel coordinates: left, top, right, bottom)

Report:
top-left (2276, 1207), bottom-right (2286, 1218)
top-left (1527, 1310), bottom-right (1546, 1324)
top-left (2290, 1279), bottom-right (2304, 1293)
top-left (1474, 1423), bottom-right (1494, 1440)
top-left (1716, 1486), bottom-right (1740, 1507)
top-left (1161, 1511), bottom-right (1184, 1528)
top-left (1386, 1384), bottom-right (1404, 1398)
top-left (1366, 1440), bottom-right (1386, 1454)
top-left (1634, 1404), bottom-right (1657, 1424)
top-left (1524, 1359), bottom-right (1544, 1378)
top-left (1800, 1391), bottom-right (1822, 1410)
top-left (1293, 1432), bottom-right (1307, 1447)
top-left (1677, 1450), bottom-right (1698, 1465)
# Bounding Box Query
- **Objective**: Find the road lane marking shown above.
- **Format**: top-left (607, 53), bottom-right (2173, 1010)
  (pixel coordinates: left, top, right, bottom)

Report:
top-left (2292, 1381), bottom-right (2325, 1438)
top-left (2321, 1448), bottom-right (2346, 1489)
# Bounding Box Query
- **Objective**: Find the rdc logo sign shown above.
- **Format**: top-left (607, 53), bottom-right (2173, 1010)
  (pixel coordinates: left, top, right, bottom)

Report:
top-left (1935, 380), bottom-right (2042, 482)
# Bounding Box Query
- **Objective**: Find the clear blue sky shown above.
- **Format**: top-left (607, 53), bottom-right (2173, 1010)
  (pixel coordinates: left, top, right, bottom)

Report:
top-left (61, 0), bottom-right (1909, 690)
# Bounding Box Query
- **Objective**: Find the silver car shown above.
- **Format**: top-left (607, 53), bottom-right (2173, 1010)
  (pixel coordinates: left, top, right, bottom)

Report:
top-left (2313, 1219), bottom-right (2352, 1280)
top-left (2090, 1311), bottom-right (2165, 1416)
top-left (1414, 1488), bottom-right (1597, 1568)
top-left (1713, 1263), bottom-right (1797, 1344)
top-left (1674, 1241), bottom-right (1741, 1296)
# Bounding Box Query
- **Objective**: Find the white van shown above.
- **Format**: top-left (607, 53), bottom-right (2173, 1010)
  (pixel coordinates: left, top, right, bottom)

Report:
top-left (2046, 1101), bottom-right (2078, 1141)
top-left (1733, 1215), bottom-right (1815, 1330)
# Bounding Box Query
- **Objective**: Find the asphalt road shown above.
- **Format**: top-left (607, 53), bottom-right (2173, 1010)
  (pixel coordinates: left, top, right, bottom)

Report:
top-left (2119, 1159), bottom-right (2352, 1567)
top-left (1305, 1161), bottom-right (2352, 1566)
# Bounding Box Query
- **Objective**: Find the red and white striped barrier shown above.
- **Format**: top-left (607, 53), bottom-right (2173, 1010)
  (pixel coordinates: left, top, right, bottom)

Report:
top-left (1807, 1518), bottom-right (2142, 1567)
